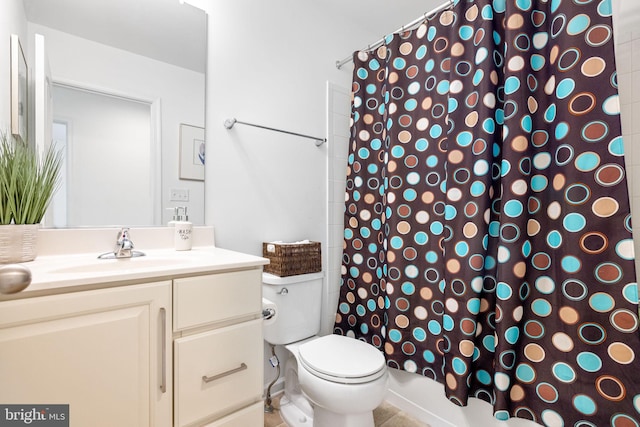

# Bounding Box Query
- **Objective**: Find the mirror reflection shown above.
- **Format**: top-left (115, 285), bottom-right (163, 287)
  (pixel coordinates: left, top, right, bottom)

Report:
top-left (51, 85), bottom-right (155, 227)
top-left (23, 0), bottom-right (207, 227)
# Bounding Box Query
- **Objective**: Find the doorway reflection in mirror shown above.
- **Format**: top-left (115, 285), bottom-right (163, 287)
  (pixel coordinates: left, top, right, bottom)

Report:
top-left (50, 85), bottom-right (155, 227)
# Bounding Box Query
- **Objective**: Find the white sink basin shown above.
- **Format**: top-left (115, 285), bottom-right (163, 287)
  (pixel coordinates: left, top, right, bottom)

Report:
top-left (51, 256), bottom-right (187, 274)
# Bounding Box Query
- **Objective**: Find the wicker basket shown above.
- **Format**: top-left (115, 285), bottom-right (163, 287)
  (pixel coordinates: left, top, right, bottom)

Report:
top-left (262, 241), bottom-right (321, 277)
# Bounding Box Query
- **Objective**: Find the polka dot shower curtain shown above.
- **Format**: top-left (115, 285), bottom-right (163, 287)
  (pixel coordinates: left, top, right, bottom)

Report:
top-left (334, 0), bottom-right (640, 425)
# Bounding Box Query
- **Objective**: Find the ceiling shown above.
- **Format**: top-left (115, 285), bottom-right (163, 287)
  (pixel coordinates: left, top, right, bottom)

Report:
top-left (325, 0), bottom-right (447, 35)
top-left (23, 0), bottom-right (207, 73)
top-left (22, 0), bottom-right (446, 74)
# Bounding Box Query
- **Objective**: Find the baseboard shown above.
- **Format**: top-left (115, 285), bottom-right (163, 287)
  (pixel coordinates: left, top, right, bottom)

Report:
top-left (385, 389), bottom-right (457, 427)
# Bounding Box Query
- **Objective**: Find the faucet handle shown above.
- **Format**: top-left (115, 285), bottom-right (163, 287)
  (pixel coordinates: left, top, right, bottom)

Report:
top-left (117, 227), bottom-right (130, 241)
top-left (114, 228), bottom-right (134, 257)
top-left (118, 228), bottom-right (134, 247)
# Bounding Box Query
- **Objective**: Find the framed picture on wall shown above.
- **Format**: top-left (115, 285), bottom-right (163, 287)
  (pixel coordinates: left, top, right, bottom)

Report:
top-left (10, 34), bottom-right (28, 143)
top-left (179, 124), bottom-right (205, 181)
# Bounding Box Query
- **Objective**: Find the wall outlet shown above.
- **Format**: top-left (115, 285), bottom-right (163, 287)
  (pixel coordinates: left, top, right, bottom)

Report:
top-left (170, 188), bottom-right (189, 202)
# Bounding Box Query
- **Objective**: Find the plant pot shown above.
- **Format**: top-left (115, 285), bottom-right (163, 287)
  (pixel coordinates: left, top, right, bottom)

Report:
top-left (0, 224), bottom-right (39, 263)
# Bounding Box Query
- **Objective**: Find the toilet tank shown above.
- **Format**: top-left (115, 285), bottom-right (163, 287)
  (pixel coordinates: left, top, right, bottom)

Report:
top-left (262, 271), bottom-right (323, 345)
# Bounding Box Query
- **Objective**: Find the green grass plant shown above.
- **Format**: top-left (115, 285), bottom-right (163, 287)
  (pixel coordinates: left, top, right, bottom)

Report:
top-left (0, 132), bottom-right (62, 225)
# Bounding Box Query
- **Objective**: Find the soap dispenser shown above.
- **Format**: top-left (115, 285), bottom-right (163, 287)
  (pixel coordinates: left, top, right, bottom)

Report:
top-left (173, 207), bottom-right (192, 251)
top-left (167, 207), bottom-right (179, 227)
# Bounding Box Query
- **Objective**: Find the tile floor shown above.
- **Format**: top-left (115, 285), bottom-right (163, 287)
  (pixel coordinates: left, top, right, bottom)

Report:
top-left (263, 395), bottom-right (430, 427)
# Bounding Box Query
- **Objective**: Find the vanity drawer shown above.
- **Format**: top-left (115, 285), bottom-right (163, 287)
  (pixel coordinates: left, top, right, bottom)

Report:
top-left (174, 319), bottom-right (263, 427)
top-left (173, 269), bottom-right (261, 331)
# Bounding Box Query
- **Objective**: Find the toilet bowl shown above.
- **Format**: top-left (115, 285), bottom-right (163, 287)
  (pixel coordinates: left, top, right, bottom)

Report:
top-left (262, 272), bottom-right (389, 427)
top-left (293, 335), bottom-right (388, 426)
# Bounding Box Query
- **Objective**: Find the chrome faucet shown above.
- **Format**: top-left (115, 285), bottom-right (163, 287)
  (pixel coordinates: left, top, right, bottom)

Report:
top-left (114, 228), bottom-right (135, 258)
top-left (97, 228), bottom-right (145, 259)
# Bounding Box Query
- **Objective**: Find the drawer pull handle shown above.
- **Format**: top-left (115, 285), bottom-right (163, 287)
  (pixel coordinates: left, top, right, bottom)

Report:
top-left (160, 307), bottom-right (167, 393)
top-left (202, 363), bottom-right (248, 383)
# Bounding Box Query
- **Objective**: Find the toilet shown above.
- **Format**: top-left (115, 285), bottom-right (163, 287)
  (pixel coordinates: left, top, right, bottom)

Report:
top-left (262, 272), bottom-right (388, 427)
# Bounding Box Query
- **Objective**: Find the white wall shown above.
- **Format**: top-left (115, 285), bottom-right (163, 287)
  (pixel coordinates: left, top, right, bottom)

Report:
top-left (205, 0), bottom-right (376, 256)
top-left (324, 82), bottom-right (352, 335)
top-left (615, 0), bottom-right (640, 269)
top-left (0, 0), bottom-right (28, 133)
top-left (27, 23), bottom-right (206, 226)
top-left (203, 0), bottom-right (381, 398)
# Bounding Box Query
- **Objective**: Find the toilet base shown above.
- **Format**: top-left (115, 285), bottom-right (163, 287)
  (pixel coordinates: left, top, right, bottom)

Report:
top-left (280, 355), bottom-right (314, 427)
top-left (280, 394), bottom-right (314, 427)
top-left (314, 406), bottom-right (374, 427)
top-left (280, 394), bottom-right (375, 427)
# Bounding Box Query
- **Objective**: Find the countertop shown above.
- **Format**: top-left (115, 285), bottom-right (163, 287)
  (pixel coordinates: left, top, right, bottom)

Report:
top-left (1, 246), bottom-right (268, 300)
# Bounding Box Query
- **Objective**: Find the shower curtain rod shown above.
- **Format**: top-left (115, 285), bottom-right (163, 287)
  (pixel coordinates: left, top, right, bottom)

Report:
top-left (335, 0), bottom-right (455, 69)
top-left (223, 118), bottom-right (326, 146)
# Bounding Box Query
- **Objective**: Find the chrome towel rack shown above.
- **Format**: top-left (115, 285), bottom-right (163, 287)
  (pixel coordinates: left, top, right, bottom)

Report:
top-left (224, 118), bottom-right (326, 147)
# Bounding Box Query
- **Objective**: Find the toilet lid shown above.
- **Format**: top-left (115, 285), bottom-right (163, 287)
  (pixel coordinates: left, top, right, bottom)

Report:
top-left (298, 335), bottom-right (386, 384)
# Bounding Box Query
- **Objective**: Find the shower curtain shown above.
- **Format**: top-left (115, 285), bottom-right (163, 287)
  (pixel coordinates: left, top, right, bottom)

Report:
top-left (335, 0), bottom-right (640, 425)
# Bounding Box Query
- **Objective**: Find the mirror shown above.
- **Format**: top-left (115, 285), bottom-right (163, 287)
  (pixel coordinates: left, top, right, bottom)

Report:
top-left (23, 0), bottom-right (207, 227)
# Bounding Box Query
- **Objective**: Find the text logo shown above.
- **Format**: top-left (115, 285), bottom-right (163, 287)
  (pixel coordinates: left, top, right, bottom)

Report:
top-left (0, 405), bottom-right (69, 426)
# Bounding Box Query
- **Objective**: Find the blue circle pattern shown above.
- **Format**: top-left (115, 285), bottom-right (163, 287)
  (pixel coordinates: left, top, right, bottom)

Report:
top-left (335, 0), bottom-right (640, 425)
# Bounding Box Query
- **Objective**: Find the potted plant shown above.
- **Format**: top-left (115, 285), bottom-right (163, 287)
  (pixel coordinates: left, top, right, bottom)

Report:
top-left (0, 131), bottom-right (62, 263)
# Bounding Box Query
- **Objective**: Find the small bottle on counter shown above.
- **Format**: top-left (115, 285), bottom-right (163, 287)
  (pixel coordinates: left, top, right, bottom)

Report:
top-left (167, 207), bottom-right (179, 227)
top-left (173, 207), bottom-right (192, 251)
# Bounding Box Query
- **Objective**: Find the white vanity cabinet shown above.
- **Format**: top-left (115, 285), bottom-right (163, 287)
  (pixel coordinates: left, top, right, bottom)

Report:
top-left (0, 281), bottom-right (172, 427)
top-left (0, 238), bottom-right (267, 427)
top-left (173, 268), bottom-right (264, 427)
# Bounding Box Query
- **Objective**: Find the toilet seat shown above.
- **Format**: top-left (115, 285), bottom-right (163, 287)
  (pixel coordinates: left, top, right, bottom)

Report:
top-left (298, 334), bottom-right (386, 384)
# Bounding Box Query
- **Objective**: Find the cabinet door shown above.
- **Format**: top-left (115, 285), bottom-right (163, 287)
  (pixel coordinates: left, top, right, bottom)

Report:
top-left (0, 282), bottom-right (172, 427)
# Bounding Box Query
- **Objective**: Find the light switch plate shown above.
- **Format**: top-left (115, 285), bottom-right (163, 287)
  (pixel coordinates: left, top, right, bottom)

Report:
top-left (170, 188), bottom-right (189, 201)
